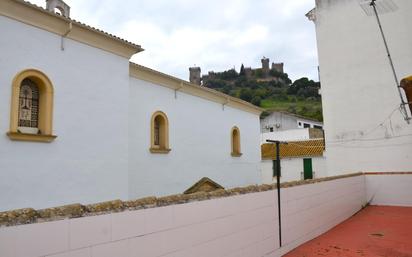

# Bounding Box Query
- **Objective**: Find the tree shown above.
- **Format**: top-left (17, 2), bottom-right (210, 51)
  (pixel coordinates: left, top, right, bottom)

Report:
top-left (251, 96), bottom-right (262, 106)
top-left (288, 77), bottom-right (320, 96)
top-left (239, 64), bottom-right (245, 76)
top-left (220, 85), bottom-right (232, 94)
top-left (239, 88), bottom-right (253, 102)
top-left (281, 73), bottom-right (292, 85)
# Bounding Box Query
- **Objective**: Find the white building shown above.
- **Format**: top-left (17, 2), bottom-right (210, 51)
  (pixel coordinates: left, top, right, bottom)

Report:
top-left (260, 127), bottom-right (324, 143)
top-left (261, 139), bottom-right (327, 183)
top-left (0, 0), bottom-right (262, 211)
top-left (309, 0), bottom-right (412, 174)
top-left (260, 111), bottom-right (323, 133)
top-left (260, 111), bottom-right (325, 183)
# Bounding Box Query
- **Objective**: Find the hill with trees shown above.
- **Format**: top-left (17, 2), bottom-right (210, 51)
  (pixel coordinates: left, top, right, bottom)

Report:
top-left (202, 66), bottom-right (323, 121)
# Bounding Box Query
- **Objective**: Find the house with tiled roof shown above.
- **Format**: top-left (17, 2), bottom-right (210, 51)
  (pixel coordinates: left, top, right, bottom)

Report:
top-left (261, 139), bottom-right (326, 183)
top-left (260, 111), bottom-right (325, 183)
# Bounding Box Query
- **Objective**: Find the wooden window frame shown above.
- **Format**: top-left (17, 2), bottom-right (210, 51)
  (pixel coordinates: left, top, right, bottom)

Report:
top-left (150, 111), bottom-right (171, 154)
top-left (231, 126), bottom-right (242, 157)
top-left (7, 69), bottom-right (57, 143)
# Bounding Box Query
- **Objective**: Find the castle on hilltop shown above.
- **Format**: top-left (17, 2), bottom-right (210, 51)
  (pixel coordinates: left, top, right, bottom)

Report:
top-left (189, 57), bottom-right (284, 85)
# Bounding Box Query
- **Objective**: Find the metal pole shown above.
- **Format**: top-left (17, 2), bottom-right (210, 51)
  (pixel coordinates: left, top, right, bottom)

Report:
top-left (275, 141), bottom-right (282, 247)
top-left (370, 0), bottom-right (410, 122)
top-left (266, 140), bottom-right (284, 247)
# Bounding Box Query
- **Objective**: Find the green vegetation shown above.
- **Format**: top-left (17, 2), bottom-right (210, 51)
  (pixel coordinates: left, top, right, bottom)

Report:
top-left (260, 97), bottom-right (323, 121)
top-left (203, 67), bottom-right (323, 121)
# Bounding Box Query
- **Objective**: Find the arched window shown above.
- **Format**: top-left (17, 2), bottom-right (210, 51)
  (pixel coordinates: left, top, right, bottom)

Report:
top-left (7, 69), bottom-right (56, 142)
top-left (18, 79), bottom-right (40, 133)
top-left (231, 126), bottom-right (242, 157)
top-left (150, 111), bottom-right (170, 153)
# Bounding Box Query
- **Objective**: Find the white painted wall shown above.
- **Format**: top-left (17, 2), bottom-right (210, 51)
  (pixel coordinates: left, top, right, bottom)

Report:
top-left (0, 14), bottom-right (263, 211)
top-left (129, 78), bottom-right (261, 199)
top-left (261, 129), bottom-right (310, 143)
top-left (260, 112), bottom-right (323, 133)
top-left (314, 0), bottom-right (412, 174)
top-left (365, 174), bottom-right (412, 206)
top-left (261, 157), bottom-right (327, 184)
top-left (0, 16), bottom-right (130, 211)
top-left (0, 175), bottom-right (365, 257)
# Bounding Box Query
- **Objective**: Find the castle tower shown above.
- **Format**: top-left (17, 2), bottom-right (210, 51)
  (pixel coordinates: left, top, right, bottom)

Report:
top-left (261, 57), bottom-right (270, 76)
top-left (46, 0), bottom-right (70, 18)
top-left (272, 62), bottom-right (284, 74)
top-left (189, 67), bottom-right (201, 85)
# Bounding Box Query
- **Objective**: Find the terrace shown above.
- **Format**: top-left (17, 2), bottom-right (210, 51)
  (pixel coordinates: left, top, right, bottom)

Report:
top-left (0, 172), bottom-right (411, 257)
top-left (285, 205), bottom-right (412, 257)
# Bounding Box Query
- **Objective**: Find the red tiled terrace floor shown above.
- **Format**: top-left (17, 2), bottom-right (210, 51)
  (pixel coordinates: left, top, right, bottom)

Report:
top-left (284, 206), bottom-right (412, 257)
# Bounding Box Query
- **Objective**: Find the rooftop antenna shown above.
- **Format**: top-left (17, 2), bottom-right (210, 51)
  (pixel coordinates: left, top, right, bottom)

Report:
top-left (361, 0), bottom-right (410, 122)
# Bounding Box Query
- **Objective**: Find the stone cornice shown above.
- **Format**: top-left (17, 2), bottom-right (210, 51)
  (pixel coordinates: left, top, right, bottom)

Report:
top-left (129, 63), bottom-right (264, 116)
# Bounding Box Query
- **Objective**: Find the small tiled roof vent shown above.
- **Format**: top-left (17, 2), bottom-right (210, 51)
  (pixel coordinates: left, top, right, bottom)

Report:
top-left (184, 177), bottom-right (224, 194)
top-left (46, 0), bottom-right (70, 18)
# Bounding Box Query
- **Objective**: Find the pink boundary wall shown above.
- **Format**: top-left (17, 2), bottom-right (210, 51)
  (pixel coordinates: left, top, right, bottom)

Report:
top-left (0, 175), bottom-right (365, 257)
top-left (365, 173), bottom-right (412, 207)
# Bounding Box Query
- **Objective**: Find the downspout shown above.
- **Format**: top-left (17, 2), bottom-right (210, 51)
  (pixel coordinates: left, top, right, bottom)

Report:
top-left (174, 82), bottom-right (184, 99)
top-left (61, 21), bottom-right (73, 51)
top-left (222, 98), bottom-right (229, 111)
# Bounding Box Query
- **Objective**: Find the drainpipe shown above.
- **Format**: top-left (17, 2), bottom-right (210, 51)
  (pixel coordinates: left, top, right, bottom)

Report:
top-left (61, 21), bottom-right (73, 51)
top-left (174, 82), bottom-right (184, 99)
top-left (222, 98), bottom-right (229, 111)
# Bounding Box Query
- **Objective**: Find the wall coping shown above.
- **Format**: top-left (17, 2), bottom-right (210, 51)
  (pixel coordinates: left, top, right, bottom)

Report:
top-left (0, 173), bottom-right (365, 227)
top-left (364, 172), bottom-right (412, 175)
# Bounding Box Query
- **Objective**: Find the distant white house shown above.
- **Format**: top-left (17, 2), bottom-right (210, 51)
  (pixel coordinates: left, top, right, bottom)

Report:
top-left (260, 111), bottom-right (323, 133)
top-left (308, 0), bottom-right (412, 175)
top-left (261, 139), bottom-right (327, 183)
top-left (260, 111), bottom-right (325, 183)
top-left (261, 127), bottom-right (324, 143)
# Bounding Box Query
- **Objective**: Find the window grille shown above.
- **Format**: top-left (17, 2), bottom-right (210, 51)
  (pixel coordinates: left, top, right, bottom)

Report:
top-left (154, 117), bottom-right (160, 146)
top-left (18, 79), bottom-right (39, 128)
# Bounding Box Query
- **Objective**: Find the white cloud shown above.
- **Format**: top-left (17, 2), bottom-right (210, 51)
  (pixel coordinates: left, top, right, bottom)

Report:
top-left (231, 25), bottom-right (269, 47)
top-left (26, 0), bottom-right (319, 81)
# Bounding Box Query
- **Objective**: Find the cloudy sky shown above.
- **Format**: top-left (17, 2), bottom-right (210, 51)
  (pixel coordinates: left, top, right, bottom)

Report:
top-left (30, 0), bottom-right (319, 82)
